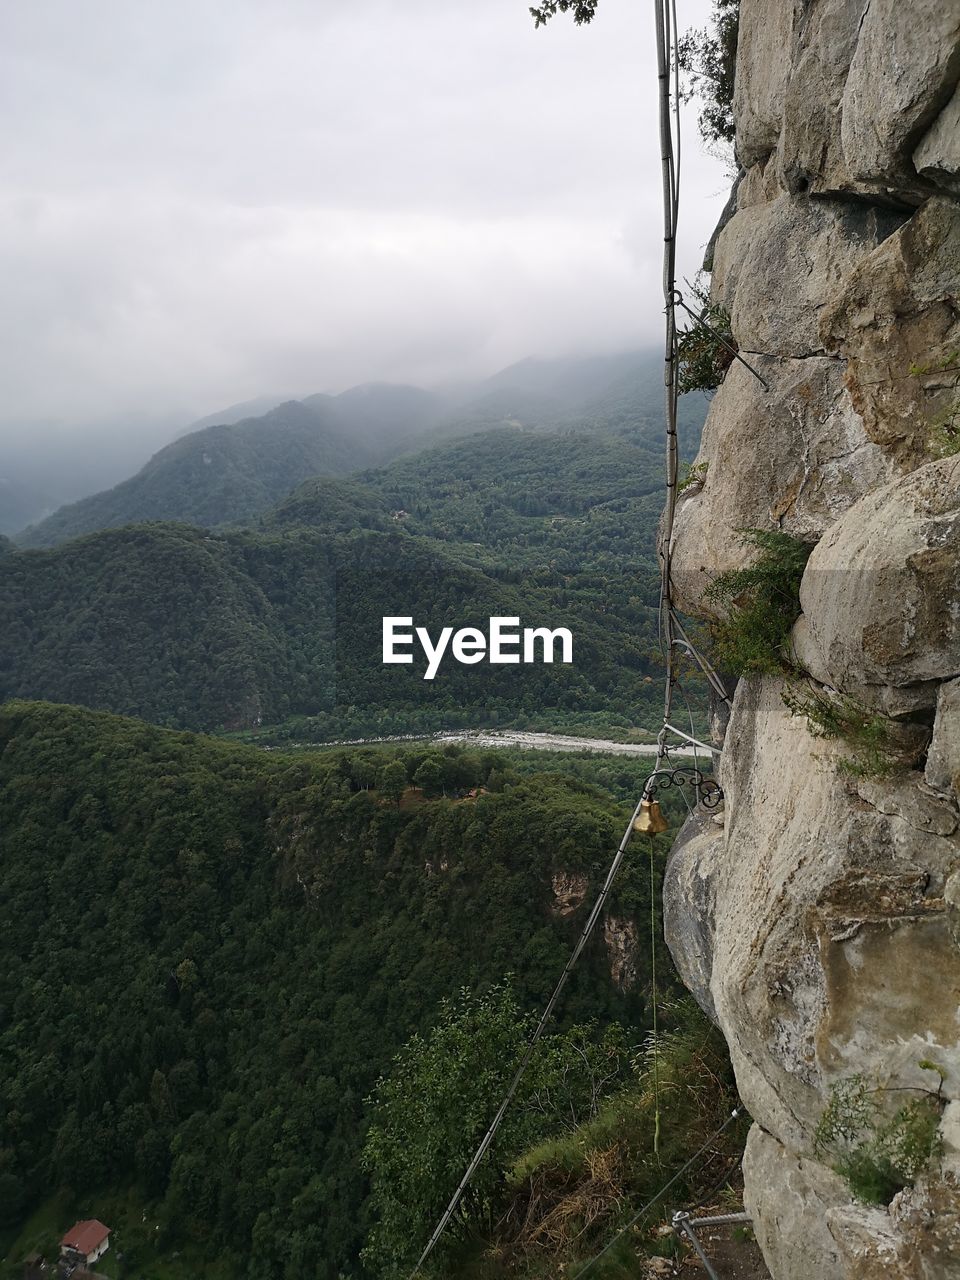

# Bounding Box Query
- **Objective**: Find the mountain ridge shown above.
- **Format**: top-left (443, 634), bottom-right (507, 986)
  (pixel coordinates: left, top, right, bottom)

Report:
top-left (15, 351), bottom-right (705, 548)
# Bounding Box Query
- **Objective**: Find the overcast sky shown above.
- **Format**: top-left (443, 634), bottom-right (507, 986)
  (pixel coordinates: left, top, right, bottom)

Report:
top-left (1, 0), bottom-right (729, 431)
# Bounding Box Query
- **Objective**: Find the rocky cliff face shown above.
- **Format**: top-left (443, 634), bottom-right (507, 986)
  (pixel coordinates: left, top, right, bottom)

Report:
top-left (664, 3), bottom-right (960, 1277)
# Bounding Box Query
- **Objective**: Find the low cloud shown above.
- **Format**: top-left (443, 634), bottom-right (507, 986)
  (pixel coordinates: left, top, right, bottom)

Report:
top-left (0, 0), bottom-right (728, 428)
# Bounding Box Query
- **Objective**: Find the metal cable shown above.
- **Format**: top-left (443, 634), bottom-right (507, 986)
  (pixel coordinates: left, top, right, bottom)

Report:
top-left (407, 789), bottom-right (651, 1277)
top-left (571, 1108), bottom-right (743, 1277)
top-left (405, 3), bottom-right (732, 1272)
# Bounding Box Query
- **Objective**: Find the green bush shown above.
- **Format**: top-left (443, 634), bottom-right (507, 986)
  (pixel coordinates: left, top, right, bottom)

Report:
top-left (677, 288), bottom-right (736, 396)
top-left (705, 529), bottom-right (813, 676)
top-left (781, 686), bottom-right (926, 779)
top-left (815, 1075), bottom-right (943, 1205)
top-left (677, 461), bottom-right (709, 494)
top-left (463, 1000), bottom-right (745, 1278)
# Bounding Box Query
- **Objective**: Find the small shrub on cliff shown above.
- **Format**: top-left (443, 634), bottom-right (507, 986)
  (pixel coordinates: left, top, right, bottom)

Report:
top-left (815, 1075), bottom-right (943, 1205)
top-left (705, 529), bottom-right (813, 676)
top-left (361, 984), bottom-right (631, 1277)
top-left (677, 0), bottom-right (740, 150)
top-left (677, 461), bottom-right (709, 495)
top-left (677, 282), bottom-right (736, 395)
top-left (781, 686), bottom-right (927, 780)
top-left (478, 1000), bottom-right (744, 1276)
top-left (911, 350), bottom-right (960, 457)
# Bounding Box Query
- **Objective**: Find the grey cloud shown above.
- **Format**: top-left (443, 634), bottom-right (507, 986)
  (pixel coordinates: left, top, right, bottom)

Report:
top-left (0, 0), bottom-right (728, 428)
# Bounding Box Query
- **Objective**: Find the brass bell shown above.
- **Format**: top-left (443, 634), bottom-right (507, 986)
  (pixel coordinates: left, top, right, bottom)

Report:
top-left (634, 797), bottom-right (669, 836)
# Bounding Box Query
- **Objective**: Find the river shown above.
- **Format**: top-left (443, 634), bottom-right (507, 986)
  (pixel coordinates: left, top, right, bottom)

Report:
top-left (311, 728), bottom-right (699, 757)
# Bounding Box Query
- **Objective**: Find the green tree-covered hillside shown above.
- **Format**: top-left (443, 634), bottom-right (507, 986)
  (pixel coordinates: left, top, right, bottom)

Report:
top-left (0, 519), bottom-right (667, 734)
top-left (1, 422), bottom-right (699, 735)
top-left (17, 354), bottom-right (704, 549)
top-left (0, 700), bottom-right (669, 1277)
top-left (17, 402), bottom-right (364, 549)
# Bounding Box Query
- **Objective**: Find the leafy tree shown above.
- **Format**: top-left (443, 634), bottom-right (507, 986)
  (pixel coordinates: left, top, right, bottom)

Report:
top-left (413, 756), bottom-right (445, 798)
top-left (379, 758), bottom-right (408, 805)
top-left (360, 984), bottom-right (629, 1276)
top-left (678, 0), bottom-right (740, 150)
top-left (530, 0), bottom-right (598, 27)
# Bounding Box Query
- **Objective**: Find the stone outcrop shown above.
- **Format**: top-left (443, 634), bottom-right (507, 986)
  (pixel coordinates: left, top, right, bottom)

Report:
top-left (799, 454), bottom-right (960, 702)
top-left (840, 0), bottom-right (960, 192)
top-left (603, 915), bottom-right (638, 991)
top-left (819, 198), bottom-right (960, 469)
top-left (664, 4), bottom-right (960, 1277)
top-left (551, 868), bottom-right (588, 917)
top-left (915, 83), bottom-right (960, 195)
top-left (670, 356), bottom-right (895, 615)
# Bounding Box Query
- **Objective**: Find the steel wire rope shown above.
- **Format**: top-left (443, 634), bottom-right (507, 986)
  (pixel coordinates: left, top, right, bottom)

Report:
top-left (406, 787), bottom-right (653, 1278)
top-left (570, 1108), bottom-right (743, 1277)
top-left (406, 3), bottom-right (725, 1272)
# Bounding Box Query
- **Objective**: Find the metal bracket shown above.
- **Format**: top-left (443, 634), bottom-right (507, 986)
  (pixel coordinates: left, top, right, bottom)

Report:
top-left (672, 1210), bottom-right (753, 1280)
top-left (645, 765), bottom-right (723, 809)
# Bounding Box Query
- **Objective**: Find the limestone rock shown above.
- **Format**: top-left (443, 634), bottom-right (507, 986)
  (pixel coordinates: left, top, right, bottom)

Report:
top-left (780, 0), bottom-right (869, 197)
top-left (840, 0), bottom-right (960, 190)
top-left (855, 774), bottom-right (958, 839)
top-left (603, 915), bottom-right (638, 991)
top-left (790, 614), bottom-right (942, 716)
top-left (712, 195), bottom-right (904, 358)
top-left (700, 677), bottom-right (960, 1152)
top-left (827, 1181), bottom-right (960, 1280)
top-left (735, 154), bottom-right (783, 212)
top-left (744, 1071), bottom-right (960, 1280)
top-left (670, 357), bottom-right (895, 616)
top-left (819, 199), bottom-right (960, 469)
top-left (914, 81), bottom-right (960, 195)
top-left (733, 0), bottom-right (800, 168)
top-left (663, 2), bottom-right (960, 1274)
top-left (927, 677), bottom-right (960, 796)
top-left (662, 806), bottom-right (723, 1023)
top-left (743, 1126), bottom-right (851, 1280)
top-left (550, 869), bottom-right (588, 918)
top-left (799, 455), bottom-right (960, 695)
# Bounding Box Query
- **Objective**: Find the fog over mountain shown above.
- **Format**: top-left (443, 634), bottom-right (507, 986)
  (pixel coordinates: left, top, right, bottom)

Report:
top-left (0, 0), bottom-right (727, 451)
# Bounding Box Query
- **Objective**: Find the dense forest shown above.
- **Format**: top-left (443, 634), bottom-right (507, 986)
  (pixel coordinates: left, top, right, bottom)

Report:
top-left (0, 422), bottom-right (709, 739)
top-left (15, 402), bottom-right (364, 550)
top-left (0, 700), bottom-right (692, 1278)
top-left (15, 352), bottom-right (704, 550)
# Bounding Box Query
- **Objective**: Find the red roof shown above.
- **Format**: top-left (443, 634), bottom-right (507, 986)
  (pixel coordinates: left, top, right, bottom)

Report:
top-left (60, 1220), bottom-right (110, 1256)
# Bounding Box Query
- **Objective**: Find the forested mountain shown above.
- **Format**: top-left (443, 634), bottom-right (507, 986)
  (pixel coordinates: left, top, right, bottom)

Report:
top-left (268, 429), bottom-right (671, 568)
top-left (0, 700), bottom-right (669, 1277)
top-left (0, 519), bottom-right (663, 735)
top-left (17, 402), bottom-right (364, 549)
top-left (15, 352), bottom-right (705, 548)
top-left (1, 417), bottom-right (709, 737)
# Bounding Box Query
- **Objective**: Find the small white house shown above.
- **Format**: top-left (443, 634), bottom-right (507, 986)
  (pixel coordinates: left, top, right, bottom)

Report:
top-left (59, 1220), bottom-right (111, 1266)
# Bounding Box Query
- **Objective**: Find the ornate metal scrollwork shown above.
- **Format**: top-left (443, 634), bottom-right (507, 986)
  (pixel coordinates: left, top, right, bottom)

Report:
top-left (645, 766), bottom-right (724, 809)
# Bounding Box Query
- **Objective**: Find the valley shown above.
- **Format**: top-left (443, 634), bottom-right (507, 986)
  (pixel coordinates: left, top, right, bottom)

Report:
top-left (0, 351), bottom-right (718, 1280)
top-left (0, 355), bottom-right (709, 743)
top-left (0, 699), bottom-right (725, 1279)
